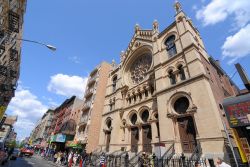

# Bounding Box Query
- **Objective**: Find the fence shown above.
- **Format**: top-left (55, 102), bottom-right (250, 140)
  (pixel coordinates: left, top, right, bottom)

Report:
top-left (82, 153), bottom-right (209, 167)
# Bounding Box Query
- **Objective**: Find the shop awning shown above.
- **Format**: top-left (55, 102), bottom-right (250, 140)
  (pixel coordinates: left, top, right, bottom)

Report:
top-left (50, 134), bottom-right (66, 143)
top-left (65, 140), bottom-right (82, 149)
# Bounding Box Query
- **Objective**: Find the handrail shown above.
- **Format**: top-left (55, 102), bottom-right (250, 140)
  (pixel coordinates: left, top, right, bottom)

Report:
top-left (118, 149), bottom-right (130, 157)
top-left (161, 143), bottom-right (175, 159)
top-left (190, 142), bottom-right (202, 161)
top-left (129, 151), bottom-right (143, 167)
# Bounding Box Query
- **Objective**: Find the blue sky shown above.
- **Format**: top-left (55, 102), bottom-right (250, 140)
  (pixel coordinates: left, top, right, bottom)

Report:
top-left (6, 0), bottom-right (250, 140)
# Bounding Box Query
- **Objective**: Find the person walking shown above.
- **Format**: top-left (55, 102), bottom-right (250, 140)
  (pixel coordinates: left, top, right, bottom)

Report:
top-left (216, 158), bottom-right (231, 167)
top-left (79, 150), bottom-right (87, 167)
top-left (56, 151), bottom-right (62, 164)
top-left (100, 152), bottom-right (106, 167)
top-left (68, 151), bottom-right (74, 167)
top-left (54, 152), bottom-right (58, 163)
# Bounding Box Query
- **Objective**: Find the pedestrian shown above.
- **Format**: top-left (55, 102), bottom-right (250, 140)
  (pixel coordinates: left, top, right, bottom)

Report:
top-left (54, 152), bottom-right (58, 163)
top-left (63, 151), bottom-right (68, 165)
top-left (68, 151), bottom-right (74, 167)
top-left (100, 152), bottom-right (106, 167)
top-left (216, 157), bottom-right (231, 167)
top-left (195, 161), bottom-right (201, 167)
top-left (56, 151), bottom-right (62, 164)
top-left (73, 152), bottom-right (79, 165)
top-left (79, 150), bottom-right (87, 167)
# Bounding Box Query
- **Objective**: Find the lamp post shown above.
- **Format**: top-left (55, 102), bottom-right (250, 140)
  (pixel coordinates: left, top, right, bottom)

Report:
top-left (17, 38), bottom-right (56, 51)
top-left (0, 36), bottom-right (56, 51)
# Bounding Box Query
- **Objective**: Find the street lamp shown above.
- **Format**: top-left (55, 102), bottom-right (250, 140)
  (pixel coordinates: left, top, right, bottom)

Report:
top-left (17, 38), bottom-right (57, 51)
top-left (0, 36), bottom-right (56, 51)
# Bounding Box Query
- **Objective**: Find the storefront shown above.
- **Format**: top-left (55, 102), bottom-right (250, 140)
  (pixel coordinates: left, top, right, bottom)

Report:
top-left (49, 133), bottom-right (67, 151)
top-left (223, 93), bottom-right (250, 164)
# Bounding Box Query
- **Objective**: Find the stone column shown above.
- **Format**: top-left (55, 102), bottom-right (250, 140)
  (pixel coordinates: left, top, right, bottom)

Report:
top-left (151, 121), bottom-right (159, 143)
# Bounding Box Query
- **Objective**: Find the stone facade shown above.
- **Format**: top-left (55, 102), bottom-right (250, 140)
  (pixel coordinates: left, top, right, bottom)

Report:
top-left (98, 4), bottom-right (239, 160)
top-left (75, 62), bottom-right (111, 153)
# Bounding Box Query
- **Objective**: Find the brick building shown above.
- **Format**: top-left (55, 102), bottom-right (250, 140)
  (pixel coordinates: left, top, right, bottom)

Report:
top-left (75, 62), bottom-right (111, 153)
top-left (0, 0), bottom-right (27, 119)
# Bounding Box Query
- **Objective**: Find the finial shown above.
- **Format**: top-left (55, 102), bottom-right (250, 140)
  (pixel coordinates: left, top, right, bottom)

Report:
top-left (135, 23), bottom-right (140, 33)
top-left (112, 59), bottom-right (115, 65)
top-left (153, 20), bottom-right (159, 31)
top-left (120, 50), bottom-right (125, 62)
top-left (174, 0), bottom-right (182, 14)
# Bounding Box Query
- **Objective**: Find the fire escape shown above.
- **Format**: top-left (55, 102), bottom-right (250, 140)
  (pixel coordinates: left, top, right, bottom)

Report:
top-left (0, 0), bottom-right (21, 107)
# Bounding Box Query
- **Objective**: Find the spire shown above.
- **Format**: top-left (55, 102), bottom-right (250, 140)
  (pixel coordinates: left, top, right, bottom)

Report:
top-left (174, 0), bottom-right (182, 14)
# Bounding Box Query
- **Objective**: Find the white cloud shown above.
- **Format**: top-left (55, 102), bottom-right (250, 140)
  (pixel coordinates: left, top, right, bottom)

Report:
top-left (7, 87), bottom-right (48, 140)
top-left (222, 24), bottom-right (250, 64)
top-left (69, 56), bottom-right (80, 64)
top-left (195, 0), bottom-right (250, 63)
top-left (196, 0), bottom-right (250, 27)
top-left (47, 74), bottom-right (87, 98)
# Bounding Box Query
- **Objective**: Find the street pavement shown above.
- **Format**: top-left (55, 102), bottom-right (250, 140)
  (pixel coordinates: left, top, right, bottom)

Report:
top-left (2, 155), bottom-right (58, 167)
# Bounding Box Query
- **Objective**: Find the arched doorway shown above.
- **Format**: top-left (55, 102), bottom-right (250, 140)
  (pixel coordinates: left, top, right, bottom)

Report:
top-left (141, 110), bottom-right (152, 153)
top-left (177, 116), bottom-right (197, 153)
top-left (105, 119), bottom-right (112, 152)
top-left (173, 96), bottom-right (197, 153)
top-left (130, 113), bottom-right (139, 152)
top-left (142, 125), bottom-right (152, 153)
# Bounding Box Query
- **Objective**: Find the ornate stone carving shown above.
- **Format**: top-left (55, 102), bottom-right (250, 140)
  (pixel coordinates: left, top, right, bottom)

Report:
top-left (174, 0), bottom-right (182, 14)
top-left (130, 54), bottom-right (152, 84)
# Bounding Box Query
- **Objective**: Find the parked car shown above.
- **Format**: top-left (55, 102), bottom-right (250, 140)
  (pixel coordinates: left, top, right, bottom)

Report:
top-left (20, 147), bottom-right (34, 157)
top-left (10, 148), bottom-right (19, 160)
top-left (0, 142), bottom-right (8, 165)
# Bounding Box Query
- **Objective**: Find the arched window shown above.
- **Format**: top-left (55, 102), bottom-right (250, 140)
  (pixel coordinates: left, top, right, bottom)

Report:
top-left (112, 76), bottom-right (117, 92)
top-left (178, 65), bottom-right (186, 81)
top-left (165, 35), bottom-right (177, 57)
top-left (141, 110), bottom-right (149, 122)
top-left (106, 119), bottom-right (112, 129)
top-left (131, 113), bottom-right (137, 125)
top-left (169, 70), bottom-right (176, 85)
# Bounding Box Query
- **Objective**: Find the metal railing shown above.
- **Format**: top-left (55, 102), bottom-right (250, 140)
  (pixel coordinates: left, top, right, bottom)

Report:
top-left (190, 142), bottom-right (202, 161)
top-left (161, 143), bottom-right (175, 166)
top-left (81, 152), bottom-right (209, 167)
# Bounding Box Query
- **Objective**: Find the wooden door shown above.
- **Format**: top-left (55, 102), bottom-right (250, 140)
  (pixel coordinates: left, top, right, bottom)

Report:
top-left (177, 116), bottom-right (197, 153)
top-left (106, 131), bottom-right (111, 152)
top-left (142, 125), bottom-right (152, 153)
top-left (131, 127), bottom-right (139, 153)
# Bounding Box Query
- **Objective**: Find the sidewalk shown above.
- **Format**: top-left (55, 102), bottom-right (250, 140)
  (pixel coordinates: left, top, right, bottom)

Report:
top-left (34, 154), bottom-right (80, 167)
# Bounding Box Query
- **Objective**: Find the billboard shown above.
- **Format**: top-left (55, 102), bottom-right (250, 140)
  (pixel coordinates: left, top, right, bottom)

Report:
top-left (223, 93), bottom-right (250, 128)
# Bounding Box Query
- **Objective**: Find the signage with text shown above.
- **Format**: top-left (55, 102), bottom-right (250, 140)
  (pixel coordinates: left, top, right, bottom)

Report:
top-left (223, 94), bottom-right (250, 128)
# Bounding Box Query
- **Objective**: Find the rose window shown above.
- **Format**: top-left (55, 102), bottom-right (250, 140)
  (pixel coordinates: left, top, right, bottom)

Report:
top-left (130, 54), bottom-right (152, 84)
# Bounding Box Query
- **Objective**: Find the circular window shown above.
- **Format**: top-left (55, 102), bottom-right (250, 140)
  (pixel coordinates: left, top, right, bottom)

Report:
top-left (131, 113), bottom-right (137, 125)
top-left (141, 110), bottom-right (149, 122)
top-left (130, 53), bottom-right (152, 84)
top-left (174, 97), bottom-right (189, 114)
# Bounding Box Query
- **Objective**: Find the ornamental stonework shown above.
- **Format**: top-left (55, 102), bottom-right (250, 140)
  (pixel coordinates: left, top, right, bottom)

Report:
top-left (130, 54), bottom-right (152, 84)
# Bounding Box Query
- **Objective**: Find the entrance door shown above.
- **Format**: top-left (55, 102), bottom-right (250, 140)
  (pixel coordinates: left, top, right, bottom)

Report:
top-left (142, 125), bottom-right (152, 153)
top-left (177, 116), bottom-right (197, 153)
top-left (106, 131), bottom-right (111, 152)
top-left (131, 127), bottom-right (139, 153)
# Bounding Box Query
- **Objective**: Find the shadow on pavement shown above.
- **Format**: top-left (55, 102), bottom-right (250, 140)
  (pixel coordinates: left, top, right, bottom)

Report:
top-left (3, 157), bottom-right (34, 167)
